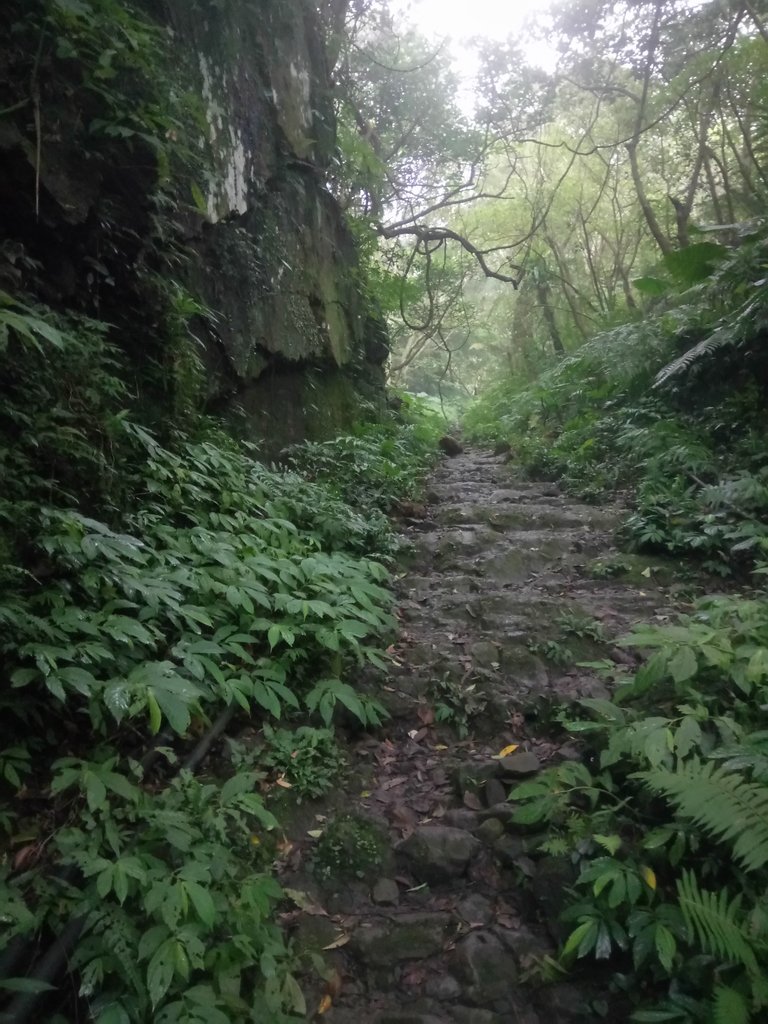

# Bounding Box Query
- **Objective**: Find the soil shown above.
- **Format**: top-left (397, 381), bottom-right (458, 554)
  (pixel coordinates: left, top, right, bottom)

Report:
top-left (274, 447), bottom-right (695, 1023)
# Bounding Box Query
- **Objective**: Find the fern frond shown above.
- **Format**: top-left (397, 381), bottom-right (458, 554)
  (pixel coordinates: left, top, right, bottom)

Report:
top-left (654, 324), bottom-right (738, 386)
top-left (677, 870), bottom-right (757, 972)
top-left (639, 760), bottom-right (768, 872)
top-left (713, 985), bottom-right (751, 1024)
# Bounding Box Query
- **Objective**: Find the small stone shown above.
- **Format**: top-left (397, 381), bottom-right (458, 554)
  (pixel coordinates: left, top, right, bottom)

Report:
top-left (352, 913), bottom-right (451, 967)
top-left (451, 1009), bottom-right (500, 1024)
top-left (291, 912), bottom-right (343, 955)
top-left (492, 834), bottom-right (528, 867)
top-left (452, 930), bottom-right (518, 1002)
top-left (499, 751), bottom-right (541, 776)
top-left (470, 640), bottom-right (499, 668)
top-left (424, 973), bottom-right (462, 1000)
top-left (474, 817), bottom-right (505, 846)
top-left (456, 893), bottom-right (494, 927)
top-left (483, 778), bottom-right (506, 807)
top-left (372, 878), bottom-right (400, 905)
top-left (440, 808), bottom-right (480, 831)
top-left (497, 925), bottom-right (552, 966)
top-left (479, 802), bottom-right (516, 825)
top-left (558, 742), bottom-right (582, 762)
top-left (452, 761), bottom-right (501, 796)
top-left (398, 826), bottom-right (481, 884)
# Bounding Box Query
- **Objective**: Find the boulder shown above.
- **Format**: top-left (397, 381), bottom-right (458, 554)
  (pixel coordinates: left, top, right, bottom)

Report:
top-left (398, 826), bottom-right (481, 884)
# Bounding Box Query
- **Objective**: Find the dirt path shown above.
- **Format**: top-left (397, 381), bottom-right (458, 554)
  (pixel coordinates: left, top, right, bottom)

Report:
top-left (283, 447), bottom-right (683, 1023)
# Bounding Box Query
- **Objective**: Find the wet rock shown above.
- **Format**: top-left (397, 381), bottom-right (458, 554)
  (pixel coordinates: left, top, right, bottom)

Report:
top-left (453, 761), bottom-right (501, 796)
top-left (483, 778), bottom-right (507, 808)
top-left (451, 1010), bottom-right (501, 1024)
top-left (479, 802), bottom-right (517, 826)
top-left (492, 834), bottom-right (528, 867)
top-left (442, 808), bottom-right (481, 831)
top-left (470, 640), bottom-right (499, 668)
top-left (439, 436), bottom-right (463, 456)
top-left (372, 878), bottom-right (400, 905)
top-left (352, 913), bottom-right (452, 967)
top-left (456, 893), bottom-right (494, 927)
top-left (452, 930), bottom-right (518, 1003)
top-left (424, 973), bottom-right (462, 1000)
top-left (474, 817), bottom-right (505, 846)
top-left (498, 751), bottom-right (541, 776)
top-left (497, 924), bottom-right (552, 966)
top-left (291, 912), bottom-right (343, 955)
top-left (536, 982), bottom-right (588, 1020)
top-left (398, 826), bottom-right (481, 884)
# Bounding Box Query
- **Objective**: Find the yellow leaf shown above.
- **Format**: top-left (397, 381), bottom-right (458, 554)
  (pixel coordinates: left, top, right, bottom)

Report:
top-left (360, 790), bottom-right (371, 798)
top-left (250, 835), bottom-right (261, 846)
top-left (434, 744), bottom-right (448, 751)
top-left (307, 829), bottom-right (323, 839)
top-left (640, 865), bottom-right (657, 890)
top-left (322, 933), bottom-right (350, 950)
top-left (496, 743), bottom-right (519, 758)
top-left (317, 994), bottom-right (333, 1015)
top-left (275, 777), bottom-right (292, 789)
top-left (641, 567), bottom-right (652, 578)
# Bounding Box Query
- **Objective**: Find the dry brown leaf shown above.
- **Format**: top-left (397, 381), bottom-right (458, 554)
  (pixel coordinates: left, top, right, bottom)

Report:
top-left (317, 994), bottom-right (333, 1015)
top-left (383, 775), bottom-right (408, 790)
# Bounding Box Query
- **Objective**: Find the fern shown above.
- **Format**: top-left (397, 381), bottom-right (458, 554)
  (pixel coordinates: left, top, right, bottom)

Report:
top-left (676, 870), bottom-right (758, 973)
top-left (639, 760), bottom-right (768, 872)
top-left (712, 986), bottom-right (750, 1024)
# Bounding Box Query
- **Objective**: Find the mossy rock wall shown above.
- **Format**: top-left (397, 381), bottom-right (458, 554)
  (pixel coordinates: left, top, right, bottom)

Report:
top-left (0, 0), bottom-right (387, 452)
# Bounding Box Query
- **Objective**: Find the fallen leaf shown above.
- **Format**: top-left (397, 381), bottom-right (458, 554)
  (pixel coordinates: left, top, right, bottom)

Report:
top-left (433, 744), bottom-right (449, 751)
top-left (495, 743), bottom-right (519, 758)
top-left (322, 933), bottom-right (351, 950)
top-left (463, 791), bottom-right (483, 810)
top-left (641, 567), bottom-right (652, 578)
top-left (306, 829), bottom-right (324, 839)
top-left (282, 889), bottom-right (328, 916)
top-left (317, 994), bottom-right (333, 1015)
top-left (275, 776), bottom-right (292, 789)
top-left (383, 775), bottom-right (408, 790)
top-left (641, 865), bottom-right (657, 890)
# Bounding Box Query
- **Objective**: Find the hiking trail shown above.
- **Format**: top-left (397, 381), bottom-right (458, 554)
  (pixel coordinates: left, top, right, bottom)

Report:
top-left (281, 446), bottom-right (684, 1023)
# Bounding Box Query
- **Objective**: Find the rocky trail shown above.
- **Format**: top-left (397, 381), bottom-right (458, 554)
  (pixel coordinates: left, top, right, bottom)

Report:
top-left (280, 447), bottom-right (687, 1024)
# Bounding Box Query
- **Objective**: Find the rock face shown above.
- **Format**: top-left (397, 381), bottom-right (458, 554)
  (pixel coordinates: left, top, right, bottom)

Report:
top-left (0, 0), bottom-right (386, 450)
top-left (168, 0), bottom-right (387, 445)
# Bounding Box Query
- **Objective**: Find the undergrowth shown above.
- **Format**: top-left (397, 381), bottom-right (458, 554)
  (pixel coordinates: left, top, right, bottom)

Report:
top-left (0, 292), bottom-right (437, 1019)
top-left (464, 233), bottom-right (768, 575)
top-left (511, 584), bottom-right (768, 1022)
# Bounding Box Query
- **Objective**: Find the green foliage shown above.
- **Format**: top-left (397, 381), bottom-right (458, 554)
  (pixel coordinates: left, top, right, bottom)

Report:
top-left (313, 814), bottom-right (387, 883)
top-left (258, 725), bottom-right (345, 800)
top-left (431, 674), bottom-right (488, 738)
top-left (285, 395), bottom-right (442, 515)
top-left (0, 291), bottom-right (440, 1016)
top-left (465, 229), bottom-right (768, 573)
top-left (509, 589), bottom-right (768, 1021)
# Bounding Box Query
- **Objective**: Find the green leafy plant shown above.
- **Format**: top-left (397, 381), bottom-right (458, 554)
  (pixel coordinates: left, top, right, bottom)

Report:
top-left (313, 814), bottom-right (388, 883)
top-left (258, 725), bottom-right (346, 800)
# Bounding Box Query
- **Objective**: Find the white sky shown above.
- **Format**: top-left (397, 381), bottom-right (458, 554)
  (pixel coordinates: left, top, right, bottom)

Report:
top-left (397, 0), bottom-right (559, 71)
